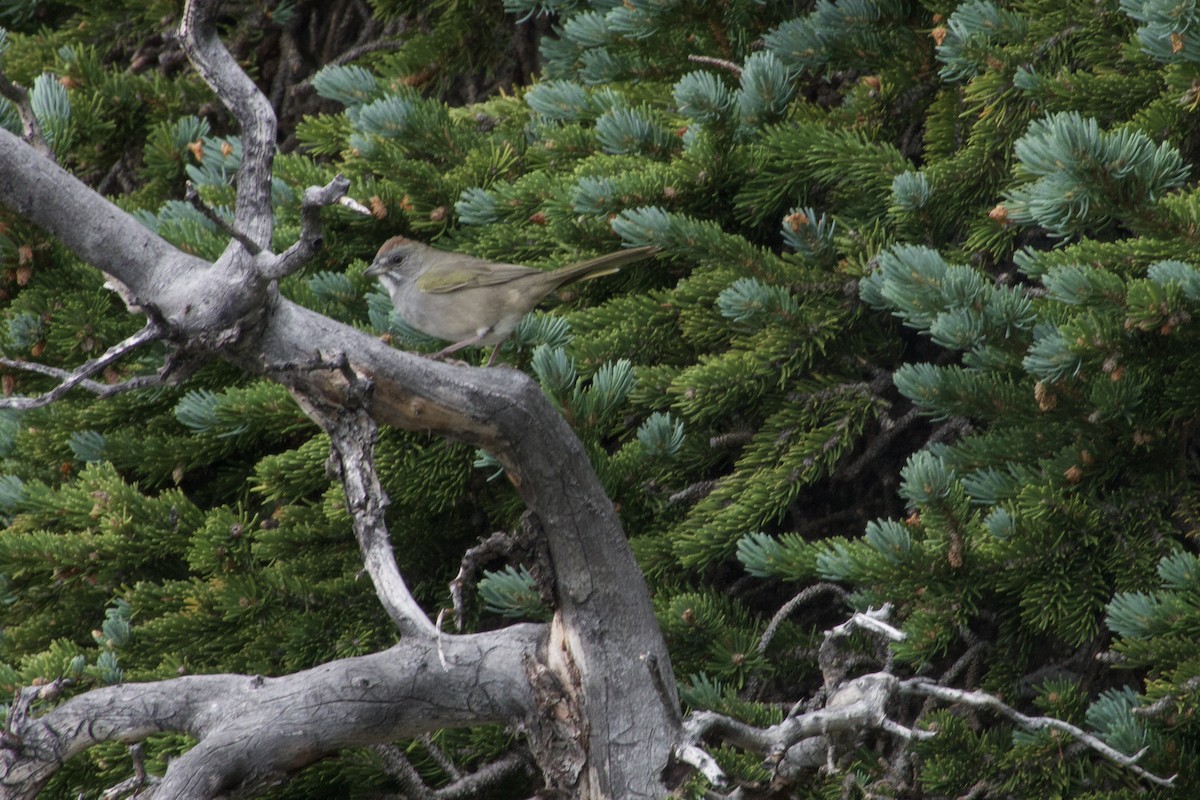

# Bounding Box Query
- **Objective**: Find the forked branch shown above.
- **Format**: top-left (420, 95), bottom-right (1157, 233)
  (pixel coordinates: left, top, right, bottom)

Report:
top-left (0, 322), bottom-right (163, 410)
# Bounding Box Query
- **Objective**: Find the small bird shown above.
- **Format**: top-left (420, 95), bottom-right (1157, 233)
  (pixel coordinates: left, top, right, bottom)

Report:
top-left (364, 236), bottom-right (658, 366)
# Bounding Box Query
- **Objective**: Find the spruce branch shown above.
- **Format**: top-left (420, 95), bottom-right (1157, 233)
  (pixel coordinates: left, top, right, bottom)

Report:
top-left (0, 322), bottom-right (163, 410)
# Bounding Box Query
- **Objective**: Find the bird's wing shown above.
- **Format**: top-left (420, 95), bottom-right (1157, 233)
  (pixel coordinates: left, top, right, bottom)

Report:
top-left (416, 259), bottom-right (540, 293)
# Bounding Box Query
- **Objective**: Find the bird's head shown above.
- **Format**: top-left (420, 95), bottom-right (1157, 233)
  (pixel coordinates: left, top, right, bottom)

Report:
top-left (364, 236), bottom-right (424, 280)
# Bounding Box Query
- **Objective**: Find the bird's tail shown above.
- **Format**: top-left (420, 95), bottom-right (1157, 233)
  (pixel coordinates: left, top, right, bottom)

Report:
top-left (551, 245), bottom-right (660, 287)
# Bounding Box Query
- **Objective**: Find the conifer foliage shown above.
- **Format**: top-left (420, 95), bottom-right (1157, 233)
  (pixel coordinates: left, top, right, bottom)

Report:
top-left (0, 0), bottom-right (1199, 796)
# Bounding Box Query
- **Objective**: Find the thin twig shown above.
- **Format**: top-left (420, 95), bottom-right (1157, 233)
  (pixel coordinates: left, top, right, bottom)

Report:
top-left (292, 37), bottom-right (407, 95)
top-left (450, 530), bottom-right (515, 629)
top-left (0, 322), bottom-right (163, 410)
top-left (902, 679), bottom-right (1176, 787)
top-left (1134, 675), bottom-right (1200, 719)
top-left (0, 359), bottom-right (161, 399)
top-left (758, 582), bottom-right (849, 655)
top-left (0, 73), bottom-right (52, 158)
top-left (688, 54), bottom-right (743, 77)
top-left (185, 181), bottom-right (261, 255)
top-left (100, 743), bottom-right (160, 799)
top-left (261, 175), bottom-right (368, 280)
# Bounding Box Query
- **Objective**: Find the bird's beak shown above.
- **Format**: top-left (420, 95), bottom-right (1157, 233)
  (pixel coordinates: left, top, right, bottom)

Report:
top-left (363, 261), bottom-right (382, 277)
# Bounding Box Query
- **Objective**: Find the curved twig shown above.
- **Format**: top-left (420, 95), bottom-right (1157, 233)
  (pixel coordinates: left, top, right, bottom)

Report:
top-left (291, 357), bottom-right (437, 638)
top-left (178, 0), bottom-right (277, 250)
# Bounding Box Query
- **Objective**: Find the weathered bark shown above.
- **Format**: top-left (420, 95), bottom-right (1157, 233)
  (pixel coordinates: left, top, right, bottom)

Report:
top-left (0, 0), bottom-right (680, 794)
top-left (261, 299), bottom-right (683, 794)
top-left (2, 629), bottom-right (544, 799)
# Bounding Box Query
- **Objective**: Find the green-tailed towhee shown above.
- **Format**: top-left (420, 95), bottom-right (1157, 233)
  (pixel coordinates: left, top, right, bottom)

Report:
top-left (364, 236), bottom-right (658, 366)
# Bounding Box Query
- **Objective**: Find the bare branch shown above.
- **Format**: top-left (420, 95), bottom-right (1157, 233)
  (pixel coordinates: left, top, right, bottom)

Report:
top-left (901, 679), bottom-right (1177, 787)
top-left (338, 194), bottom-right (373, 216)
top-left (178, 0), bottom-right (276, 249)
top-left (839, 407), bottom-right (921, 481)
top-left (680, 603), bottom-right (1173, 793)
top-left (826, 604), bottom-right (905, 643)
top-left (258, 298), bottom-right (682, 795)
top-left (819, 604), bottom-right (902, 688)
top-left (297, 39), bottom-right (406, 94)
top-left (681, 671), bottom-right (902, 759)
top-left (451, 530), bottom-right (516, 629)
top-left (372, 744), bottom-right (434, 800)
top-left (375, 740), bottom-right (535, 800)
top-left (676, 744), bottom-right (727, 788)
top-left (420, 733), bottom-right (463, 781)
top-left (0, 359), bottom-right (161, 399)
top-left (188, 173), bottom-right (367, 281)
top-left (261, 175), bottom-right (369, 280)
top-left (0, 632), bottom-right (542, 799)
top-left (290, 358), bottom-right (437, 638)
top-left (433, 750), bottom-right (532, 799)
top-left (0, 322), bottom-right (163, 410)
top-left (1134, 674), bottom-right (1200, 721)
top-left (643, 653), bottom-right (682, 728)
top-left (0, 130), bottom-right (196, 302)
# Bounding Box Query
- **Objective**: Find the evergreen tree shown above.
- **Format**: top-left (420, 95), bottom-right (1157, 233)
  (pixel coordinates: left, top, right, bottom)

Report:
top-left (0, 0), bottom-right (1198, 796)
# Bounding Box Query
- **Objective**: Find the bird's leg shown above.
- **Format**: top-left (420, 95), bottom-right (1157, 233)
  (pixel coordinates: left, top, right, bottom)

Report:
top-left (431, 331), bottom-right (502, 366)
top-left (484, 342), bottom-right (508, 367)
